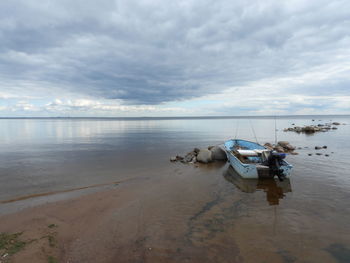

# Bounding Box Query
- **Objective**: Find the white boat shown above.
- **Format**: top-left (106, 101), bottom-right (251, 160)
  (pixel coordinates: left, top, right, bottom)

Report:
top-left (223, 139), bottom-right (293, 179)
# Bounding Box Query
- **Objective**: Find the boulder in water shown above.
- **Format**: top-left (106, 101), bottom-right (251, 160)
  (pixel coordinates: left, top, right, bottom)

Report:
top-left (197, 149), bottom-right (213, 163)
top-left (274, 146), bottom-right (285, 153)
top-left (184, 152), bottom-right (196, 162)
top-left (278, 141), bottom-right (290, 148)
top-left (278, 141), bottom-right (295, 151)
top-left (303, 126), bottom-right (317, 133)
top-left (264, 142), bottom-right (274, 150)
top-left (284, 144), bottom-right (296, 151)
top-left (210, 146), bottom-right (227, 161)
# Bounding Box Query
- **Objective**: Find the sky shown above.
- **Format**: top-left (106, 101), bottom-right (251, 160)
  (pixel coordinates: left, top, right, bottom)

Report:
top-left (0, 0), bottom-right (350, 117)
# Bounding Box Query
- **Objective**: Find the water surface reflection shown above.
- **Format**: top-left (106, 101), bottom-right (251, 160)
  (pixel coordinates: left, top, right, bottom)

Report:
top-left (223, 166), bottom-right (292, 205)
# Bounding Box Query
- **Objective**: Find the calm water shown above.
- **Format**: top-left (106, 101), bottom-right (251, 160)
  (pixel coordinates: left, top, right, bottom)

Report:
top-left (1, 116), bottom-right (350, 262)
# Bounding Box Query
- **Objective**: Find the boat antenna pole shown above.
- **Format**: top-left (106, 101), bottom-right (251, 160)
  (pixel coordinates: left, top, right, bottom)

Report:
top-left (234, 118), bottom-right (239, 140)
top-left (249, 119), bottom-right (259, 144)
top-left (274, 116), bottom-right (277, 145)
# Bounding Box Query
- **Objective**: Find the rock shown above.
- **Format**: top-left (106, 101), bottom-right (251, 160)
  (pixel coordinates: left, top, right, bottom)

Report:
top-left (278, 141), bottom-right (295, 151)
top-left (197, 149), bottom-right (213, 163)
top-left (208, 146), bottom-right (214, 150)
top-left (170, 156), bottom-right (177, 162)
top-left (332, 122), bottom-right (340, 125)
top-left (294, 127), bottom-right (302, 133)
top-left (274, 146), bottom-right (285, 153)
top-left (312, 119), bottom-right (315, 121)
top-left (176, 155), bottom-right (184, 161)
top-left (277, 141), bottom-right (290, 148)
top-left (290, 152), bottom-right (299, 155)
top-left (184, 152), bottom-right (195, 162)
top-left (210, 146), bottom-right (227, 161)
top-left (264, 142), bottom-right (274, 150)
top-left (285, 144), bottom-right (296, 151)
top-left (316, 153), bottom-right (323, 156)
top-left (191, 157), bottom-right (197, 163)
top-left (332, 127), bottom-right (338, 130)
top-left (303, 126), bottom-right (316, 133)
top-left (193, 148), bottom-right (200, 154)
top-left (315, 146), bottom-right (322, 150)
top-left (325, 154), bottom-right (329, 157)
top-left (308, 153), bottom-right (313, 156)
top-left (322, 146), bottom-right (327, 149)
top-left (292, 123), bottom-right (295, 125)
top-left (297, 147), bottom-right (302, 150)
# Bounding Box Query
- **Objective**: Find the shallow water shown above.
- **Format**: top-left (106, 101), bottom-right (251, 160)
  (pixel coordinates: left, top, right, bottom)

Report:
top-left (0, 116), bottom-right (350, 262)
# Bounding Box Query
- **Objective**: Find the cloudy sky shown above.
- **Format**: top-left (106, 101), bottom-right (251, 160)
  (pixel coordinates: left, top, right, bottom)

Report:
top-left (0, 0), bottom-right (349, 117)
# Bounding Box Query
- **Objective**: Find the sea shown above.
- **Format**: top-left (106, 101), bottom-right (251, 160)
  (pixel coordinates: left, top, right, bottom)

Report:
top-left (0, 116), bottom-right (349, 262)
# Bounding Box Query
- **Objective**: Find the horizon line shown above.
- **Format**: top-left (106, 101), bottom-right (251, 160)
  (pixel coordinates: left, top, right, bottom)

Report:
top-left (1, 114), bottom-right (350, 119)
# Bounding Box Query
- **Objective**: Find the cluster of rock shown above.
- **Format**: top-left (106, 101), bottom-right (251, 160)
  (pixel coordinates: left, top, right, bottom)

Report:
top-left (264, 141), bottom-right (298, 154)
top-left (170, 145), bottom-right (227, 164)
top-left (283, 122), bottom-right (343, 133)
top-left (308, 145), bottom-right (331, 157)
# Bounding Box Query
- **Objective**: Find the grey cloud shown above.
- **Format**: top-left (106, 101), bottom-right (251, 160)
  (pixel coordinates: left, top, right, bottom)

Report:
top-left (0, 0), bottom-right (350, 104)
top-left (290, 78), bottom-right (350, 96)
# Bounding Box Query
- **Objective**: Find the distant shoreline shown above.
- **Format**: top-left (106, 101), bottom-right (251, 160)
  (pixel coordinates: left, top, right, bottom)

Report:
top-left (0, 114), bottom-right (349, 120)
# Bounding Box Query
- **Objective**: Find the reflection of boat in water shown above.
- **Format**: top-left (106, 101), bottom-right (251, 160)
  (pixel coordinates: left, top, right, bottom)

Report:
top-left (223, 139), bottom-right (293, 180)
top-left (224, 166), bottom-right (292, 205)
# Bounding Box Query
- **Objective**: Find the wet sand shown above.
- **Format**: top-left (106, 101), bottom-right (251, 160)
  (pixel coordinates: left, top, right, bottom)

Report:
top-left (1, 163), bottom-right (235, 263)
top-left (1, 162), bottom-right (349, 263)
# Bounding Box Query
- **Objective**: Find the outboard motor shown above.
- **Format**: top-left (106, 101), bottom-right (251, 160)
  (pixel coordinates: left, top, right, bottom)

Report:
top-left (265, 151), bottom-right (286, 181)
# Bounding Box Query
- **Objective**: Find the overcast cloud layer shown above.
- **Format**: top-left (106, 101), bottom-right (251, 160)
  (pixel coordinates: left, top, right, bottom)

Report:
top-left (0, 0), bottom-right (350, 116)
